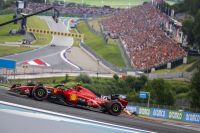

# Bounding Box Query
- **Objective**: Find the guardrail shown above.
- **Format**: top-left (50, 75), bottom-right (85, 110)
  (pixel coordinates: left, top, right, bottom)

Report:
top-left (126, 105), bottom-right (200, 124)
top-left (148, 72), bottom-right (193, 79)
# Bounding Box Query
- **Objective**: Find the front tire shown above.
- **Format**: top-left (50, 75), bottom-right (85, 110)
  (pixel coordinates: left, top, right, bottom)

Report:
top-left (106, 101), bottom-right (122, 116)
top-left (32, 87), bottom-right (48, 101)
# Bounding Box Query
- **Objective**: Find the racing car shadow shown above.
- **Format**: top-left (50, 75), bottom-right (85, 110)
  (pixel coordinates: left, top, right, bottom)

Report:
top-left (46, 98), bottom-right (114, 116)
top-left (7, 91), bottom-right (29, 99)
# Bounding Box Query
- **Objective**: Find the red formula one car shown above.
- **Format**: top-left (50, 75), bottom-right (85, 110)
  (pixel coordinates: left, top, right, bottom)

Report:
top-left (10, 84), bottom-right (128, 116)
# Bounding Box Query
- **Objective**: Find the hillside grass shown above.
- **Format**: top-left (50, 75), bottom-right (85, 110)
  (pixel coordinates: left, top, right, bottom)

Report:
top-left (27, 16), bottom-right (52, 45)
top-left (0, 14), bottom-right (23, 42)
top-left (77, 21), bottom-right (125, 68)
top-left (154, 56), bottom-right (199, 73)
top-left (0, 15), bottom-right (52, 45)
top-left (166, 79), bottom-right (191, 99)
top-left (69, 29), bottom-right (80, 47)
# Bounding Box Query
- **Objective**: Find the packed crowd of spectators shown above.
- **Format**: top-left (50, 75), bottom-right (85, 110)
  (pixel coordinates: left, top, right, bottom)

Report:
top-left (102, 2), bottom-right (187, 70)
top-left (26, 2), bottom-right (121, 16)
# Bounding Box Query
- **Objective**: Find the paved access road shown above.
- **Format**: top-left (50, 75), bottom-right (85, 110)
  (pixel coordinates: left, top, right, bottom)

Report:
top-left (0, 87), bottom-right (198, 133)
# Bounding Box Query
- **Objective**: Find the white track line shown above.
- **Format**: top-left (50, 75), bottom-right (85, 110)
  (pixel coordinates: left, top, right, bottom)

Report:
top-left (17, 51), bottom-right (61, 65)
top-left (60, 49), bottom-right (80, 70)
top-left (0, 101), bottom-right (155, 133)
top-left (44, 16), bottom-right (77, 69)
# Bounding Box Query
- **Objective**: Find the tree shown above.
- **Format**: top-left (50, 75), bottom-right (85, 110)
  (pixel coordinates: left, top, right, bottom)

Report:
top-left (0, 0), bottom-right (13, 10)
top-left (193, 10), bottom-right (200, 48)
top-left (134, 75), bottom-right (148, 92)
top-left (190, 65), bottom-right (200, 109)
top-left (173, 0), bottom-right (200, 49)
top-left (139, 75), bottom-right (148, 86)
top-left (182, 18), bottom-right (195, 45)
top-left (76, 73), bottom-right (92, 84)
top-left (125, 75), bottom-right (136, 89)
top-left (124, 75), bottom-right (148, 92)
top-left (113, 74), bottom-right (119, 81)
top-left (145, 78), bottom-right (175, 106)
top-left (61, 74), bottom-right (69, 83)
top-left (127, 91), bottom-right (140, 103)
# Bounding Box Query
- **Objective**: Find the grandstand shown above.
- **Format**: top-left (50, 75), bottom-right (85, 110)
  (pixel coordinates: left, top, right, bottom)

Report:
top-left (1, 0), bottom-right (188, 73)
top-left (101, 1), bottom-right (187, 71)
top-left (25, 2), bottom-right (121, 17)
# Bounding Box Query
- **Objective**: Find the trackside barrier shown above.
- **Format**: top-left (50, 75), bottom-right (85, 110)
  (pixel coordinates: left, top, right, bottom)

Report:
top-left (126, 105), bottom-right (200, 124)
top-left (151, 108), bottom-right (168, 119)
top-left (184, 112), bottom-right (200, 124)
top-left (168, 110), bottom-right (184, 121)
top-left (139, 107), bottom-right (151, 117)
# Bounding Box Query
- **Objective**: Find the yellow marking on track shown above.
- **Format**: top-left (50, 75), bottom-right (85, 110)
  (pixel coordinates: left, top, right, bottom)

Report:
top-left (27, 28), bottom-right (84, 39)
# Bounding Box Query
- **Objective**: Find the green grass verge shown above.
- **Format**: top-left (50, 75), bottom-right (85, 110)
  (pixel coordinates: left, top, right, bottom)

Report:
top-left (166, 79), bottom-right (191, 99)
top-left (153, 56), bottom-right (199, 73)
top-left (166, 79), bottom-right (190, 89)
top-left (0, 45), bottom-right (33, 57)
top-left (27, 16), bottom-right (52, 45)
top-left (9, 76), bottom-right (78, 88)
top-left (50, 0), bottom-right (150, 8)
top-left (77, 21), bottom-right (125, 67)
top-left (0, 15), bottom-right (52, 45)
top-left (0, 14), bottom-right (23, 42)
top-left (69, 29), bottom-right (80, 47)
top-left (186, 60), bottom-right (200, 72)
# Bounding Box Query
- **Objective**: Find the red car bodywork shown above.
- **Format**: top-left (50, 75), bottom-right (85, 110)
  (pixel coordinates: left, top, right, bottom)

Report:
top-left (51, 85), bottom-right (128, 108)
top-left (10, 85), bottom-right (51, 95)
top-left (10, 84), bottom-right (128, 116)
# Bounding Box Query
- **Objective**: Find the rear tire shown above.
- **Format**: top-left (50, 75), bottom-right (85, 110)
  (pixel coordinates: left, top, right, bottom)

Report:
top-left (106, 101), bottom-right (122, 116)
top-left (32, 87), bottom-right (48, 101)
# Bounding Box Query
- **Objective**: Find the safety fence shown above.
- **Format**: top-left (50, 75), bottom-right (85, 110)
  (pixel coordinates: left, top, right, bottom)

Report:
top-left (85, 20), bottom-right (102, 36)
top-left (126, 105), bottom-right (200, 124)
top-left (148, 72), bottom-right (193, 79)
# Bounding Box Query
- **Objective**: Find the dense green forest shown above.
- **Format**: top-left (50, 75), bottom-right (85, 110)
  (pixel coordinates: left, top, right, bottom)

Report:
top-left (173, 1), bottom-right (200, 111)
top-left (173, 0), bottom-right (200, 48)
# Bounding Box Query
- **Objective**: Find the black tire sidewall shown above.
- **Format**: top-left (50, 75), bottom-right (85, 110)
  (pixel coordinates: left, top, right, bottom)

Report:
top-left (32, 87), bottom-right (48, 101)
top-left (107, 101), bottom-right (122, 116)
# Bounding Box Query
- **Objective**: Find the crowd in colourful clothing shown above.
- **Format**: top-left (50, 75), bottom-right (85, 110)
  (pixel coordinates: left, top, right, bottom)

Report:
top-left (26, 2), bottom-right (120, 16)
top-left (102, 3), bottom-right (187, 70)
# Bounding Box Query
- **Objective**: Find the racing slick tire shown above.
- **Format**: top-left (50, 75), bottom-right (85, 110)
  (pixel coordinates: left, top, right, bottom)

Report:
top-left (106, 101), bottom-right (122, 116)
top-left (32, 87), bottom-right (48, 101)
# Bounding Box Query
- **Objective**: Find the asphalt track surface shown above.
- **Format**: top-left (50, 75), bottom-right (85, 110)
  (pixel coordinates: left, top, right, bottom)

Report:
top-left (3, 45), bottom-right (78, 71)
top-left (3, 46), bottom-right (65, 62)
top-left (0, 87), bottom-right (198, 133)
top-left (2, 16), bottom-right (79, 71)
